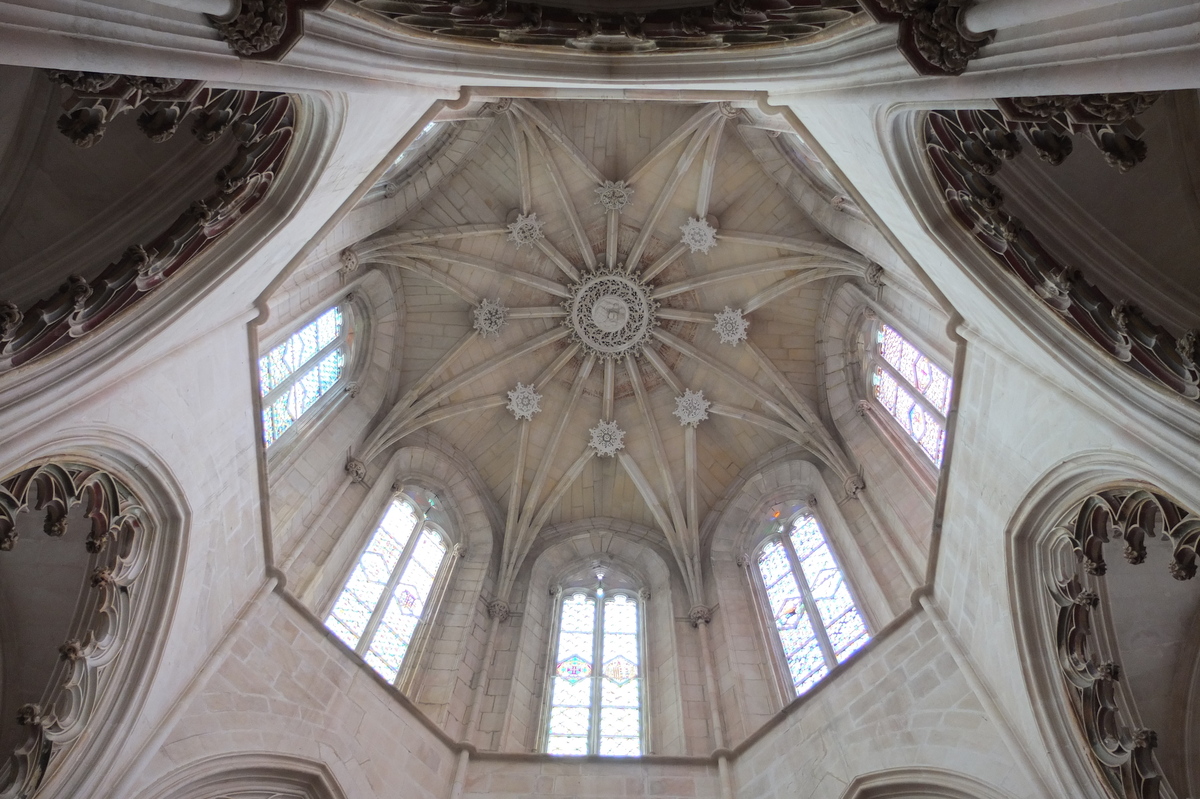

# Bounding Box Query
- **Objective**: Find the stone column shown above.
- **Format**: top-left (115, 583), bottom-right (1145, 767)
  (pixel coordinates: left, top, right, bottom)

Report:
top-left (690, 605), bottom-right (736, 799)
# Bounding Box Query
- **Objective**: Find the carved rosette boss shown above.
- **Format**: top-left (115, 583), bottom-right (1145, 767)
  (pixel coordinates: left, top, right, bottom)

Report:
top-left (208, 0), bottom-right (333, 61)
top-left (858, 0), bottom-right (993, 77)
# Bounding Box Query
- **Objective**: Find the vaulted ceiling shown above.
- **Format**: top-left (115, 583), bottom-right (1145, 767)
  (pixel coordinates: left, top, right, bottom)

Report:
top-left (350, 99), bottom-right (876, 600)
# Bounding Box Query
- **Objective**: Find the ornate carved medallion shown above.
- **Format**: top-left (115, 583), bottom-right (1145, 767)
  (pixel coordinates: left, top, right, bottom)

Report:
top-left (563, 267), bottom-right (659, 359)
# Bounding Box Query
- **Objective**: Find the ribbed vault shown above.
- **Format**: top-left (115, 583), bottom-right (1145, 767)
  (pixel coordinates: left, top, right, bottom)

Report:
top-left (351, 99), bottom-right (875, 608)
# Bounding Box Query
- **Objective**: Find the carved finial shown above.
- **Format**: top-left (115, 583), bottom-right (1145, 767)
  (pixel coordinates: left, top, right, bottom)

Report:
top-left (62, 274), bottom-right (92, 311)
top-left (43, 507), bottom-right (68, 537)
top-left (345, 457), bottom-right (367, 484)
top-left (1177, 329), bottom-right (1198, 369)
top-left (59, 640), bottom-right (84, 662)
top-left (487, 599), bottom-right (511, 622)
top-left (688, 605), bottom-right (713, 627)
top-left (0, 301), bottom-right (22, 342)
top-left (16, 704), bottom-right (44, 727)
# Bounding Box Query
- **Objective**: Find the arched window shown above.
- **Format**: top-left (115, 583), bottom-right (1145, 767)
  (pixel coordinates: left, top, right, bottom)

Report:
top-left (324, 495), bottom-right (449, 684)
top-left (259, 305), bottom-right (351, 446)
top-left (871, 323), bottom-right (952, 467)
top-left (544, 587), bottom-right (645, 756)
top-left (756, 509), bottom-right (870, 697)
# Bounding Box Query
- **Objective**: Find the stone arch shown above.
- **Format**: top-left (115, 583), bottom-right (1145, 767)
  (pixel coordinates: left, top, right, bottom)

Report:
top-left (131, 753), bottom-right (344, 799)
top-left (0, 441), bottom-right (186, 799)
top-left (1006, 450), bottom-right (1200, 799)
top-left (839, 767), bottom-right (1019, 799)
top-left (498, 519), bottom-right (691, 756)
top-left (295, 441), bottom-right (496, 736)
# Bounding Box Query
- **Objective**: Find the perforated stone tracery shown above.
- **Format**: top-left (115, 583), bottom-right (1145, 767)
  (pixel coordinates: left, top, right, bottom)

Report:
top-left (564, 267), bottom-right (659, 359)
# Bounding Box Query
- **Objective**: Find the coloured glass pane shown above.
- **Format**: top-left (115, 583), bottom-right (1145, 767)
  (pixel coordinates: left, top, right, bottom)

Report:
top-left (259, 307), bottom-right (343, 395)
top-left (759, 540), bottom-right (826, 694)
top-left (874, 368), bottom-right (946, 466)
top-left (262, 347), bottom-right (345, 445)
top-left (364, 528), bottom-right (447, 682)
top-left (324, 500), bottom-right (420, 649)
top-left (546, 593), bottom-right (596, 755)
top-left (878, 325), bottom-right (952, 415)
top-left (599, 595), bottom-right (641, 756)
top-left (790, 514), bottom-right (870, 661)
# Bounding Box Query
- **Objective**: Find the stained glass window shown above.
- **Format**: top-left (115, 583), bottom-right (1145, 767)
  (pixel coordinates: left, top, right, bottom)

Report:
top-left (758, 510), bottom-right (870, 698)
top-left (259, 306), bottom-right (348, 446)
top-left (324, 496), bottom-right (449, 685)
top-left (545, 589), bottom-right (644, 756)
top-left (872, 324), bottom-right (951, 466)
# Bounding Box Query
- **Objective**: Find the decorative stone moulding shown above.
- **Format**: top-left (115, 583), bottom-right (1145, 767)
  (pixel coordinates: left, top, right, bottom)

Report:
top-left (679, 216), bottom-right (718, 254)
top-left (208, 0), bottom-right (333, 60)
top-left (924, 107), bottom-right (1199, 403)
top-left (673, 388), bottom-right (710, 427)
top-left (713, 306), bottom-right (749, 346)
top-left (506, 212), bottom-right (545, 248)
top-left (0, 75), bottom-right (295, 375)
top-left (588, 419), bottom-right (625, 457)
top-left (472, 298), bottom-right (509, 338)
top-left (595, 180), bottom-right (634, 212)
top-left (858, 0), bottom-right (993, 77)
top-left (563, 267), bottom-right (659, 360)
top-left (1046, 487), bottom-right (1198, 799)
top-left (0, 462), bottom-right (159, 799)
top-left (353, 0), bottom-right (860, 53)
top-left (506, 382), bottom-right (543, 421)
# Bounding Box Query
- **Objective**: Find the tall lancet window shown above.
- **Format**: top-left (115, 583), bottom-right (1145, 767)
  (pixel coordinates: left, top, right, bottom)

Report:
top-left (757, 509), bottom-right (870, 697)
top-left (259, 305), bottom-right (351, 445)
top-left (324, 495), bottom-right (448, 683)
top-left (545, 581), bottom-right (645, 756)
top-left (872, 324), bottom-right (952, 467)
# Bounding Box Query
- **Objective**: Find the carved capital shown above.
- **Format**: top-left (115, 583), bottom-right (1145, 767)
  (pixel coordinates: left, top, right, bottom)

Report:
top-left (339, 247), bottom-right (359, 275)
top-left (735, 553), bottom-right (749, 568)
top-left (1073, 590), bottom-right (1099, 608)
top-left (844, 473), bottom-right (866, 497)
top-left (344, 381), bottom-right (361, 398)
top-left (452, 543), bottom-right (468, 559)
top-left (16, 704), bottom-right (44, 727)
top-left (688, 605), bottom-right (713, 627)
top-left (638, 588), bottom-right (651, 602)
top-left (487, 599), bottom-right (511, 622)
top-left (865, 263), bottom-right (885, 287)
top-left (1097, 661), bottom-right (1120, 681)
top-left (855, 399), bottom-right (872, 418)
top-left (91, 567), bottom-right (115, 588)
top-left (344, 457), bottom-right (367, 484)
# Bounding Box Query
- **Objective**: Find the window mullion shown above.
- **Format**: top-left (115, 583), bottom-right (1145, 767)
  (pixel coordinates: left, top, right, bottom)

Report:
top-left (590, 594), bottom-right (604, 755)
top-left (782, 531), bottom-right (837, 671)
top-left (261, 334), bottom-right (345, 407)
top-left (873, 355), bottom-right (946, 425)
top-left (357, 515), bottom-right (426, 656)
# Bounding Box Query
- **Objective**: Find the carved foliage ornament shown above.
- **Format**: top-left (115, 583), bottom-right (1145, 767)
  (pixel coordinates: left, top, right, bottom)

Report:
top-left (207, 0), bottom-right (333, 61)
top-left (923, 106), bottom-right (1198, 404)
top-left (472, 298), bottom-right (509, 339)
top-left (0, 462), bottom-right (155, 799)
top-left (506, 382), bottom-right (543, 421)
top-left (1046, 487), bottom-right (1198, 799)
top-left (0, 76), bottom-right (296, 374)
top-left (353, 0), bottom-right (860, 53)
top-left (857, 0), bottom-right (993, 77)
top-left (588, 420), bottom-right (625, 457)
top-left (563, 268), bottom-right (659, 360)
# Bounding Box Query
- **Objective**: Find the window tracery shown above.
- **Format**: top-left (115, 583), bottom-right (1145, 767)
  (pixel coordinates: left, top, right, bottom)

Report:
top-left (324, 494), bottom-right (449, 684)
top-left (544, 585), bottom-right (645, 756)
top-left (756, 509), bottom-right (870, 697)
top-left (259, 305), bottom-right (351, 446)
top-left (871, 323), bottom-right (951, 467)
